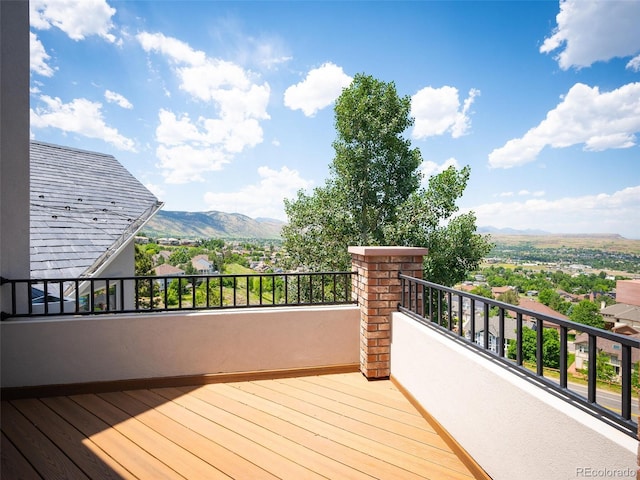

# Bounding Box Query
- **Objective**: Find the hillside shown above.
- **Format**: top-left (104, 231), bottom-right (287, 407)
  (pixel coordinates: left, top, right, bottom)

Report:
top-left (142, 210), bottom-right (284, 239)
top-left (489, 233), bottom-right (640, 255)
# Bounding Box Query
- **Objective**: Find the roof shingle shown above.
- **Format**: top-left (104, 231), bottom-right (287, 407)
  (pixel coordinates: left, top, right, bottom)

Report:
top-left (30, 141), bottom-right (163, 279)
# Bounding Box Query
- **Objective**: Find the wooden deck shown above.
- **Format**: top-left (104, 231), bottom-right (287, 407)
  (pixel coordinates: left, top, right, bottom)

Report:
top-left (1, 372), bottom-right (484, 479)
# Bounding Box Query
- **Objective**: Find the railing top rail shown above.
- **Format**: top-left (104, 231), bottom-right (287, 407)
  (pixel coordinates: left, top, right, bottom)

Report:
top-left (398, 273), bottom-right (640, 348)
top-left (2, 270), bottom-right (356, 284)
top-left (1, 271), bottom-right (356, 320)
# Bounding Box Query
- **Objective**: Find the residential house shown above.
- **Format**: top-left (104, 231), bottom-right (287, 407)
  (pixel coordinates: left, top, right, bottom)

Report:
top-left (518, 297), bottom-right (568, 332)
top-left (491, 285), bottom-right (515, 297)
top-left (617, 280), bottom-right (640, 307)
top-left (191, 254), bottom-right (216, 274)
top-left (574, 325), bottom-right (640, 379)
top-left (463, 315), bottom-right (522, 354)
top-left (153, 264), bottom-right (185, 278)
top-left (600, 280), bottom-right (640, 329)
top-left (30, 141), bottom-right (163, 309)
top-left (153, 263), bottom-right (185, 291)
top-left (601, 303), bottom-right (640, 329)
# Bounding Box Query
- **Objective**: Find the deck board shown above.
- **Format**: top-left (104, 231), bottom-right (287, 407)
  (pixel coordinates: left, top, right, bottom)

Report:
top-left (12, 398), bottom-right (131, 480)
top-left (2, 372), bottom-right (482, 480)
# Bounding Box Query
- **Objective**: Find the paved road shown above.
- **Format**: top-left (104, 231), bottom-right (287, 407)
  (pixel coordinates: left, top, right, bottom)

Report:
top-left (567, 382), bottom-right (638, 420)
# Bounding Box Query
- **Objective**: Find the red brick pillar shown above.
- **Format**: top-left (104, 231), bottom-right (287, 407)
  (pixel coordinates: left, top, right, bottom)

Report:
top-left (349, 246), bottom-right (428, 379)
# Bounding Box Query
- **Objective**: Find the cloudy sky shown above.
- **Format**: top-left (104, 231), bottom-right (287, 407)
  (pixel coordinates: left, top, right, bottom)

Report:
top-left (29, 0), bottom-right (640, 238)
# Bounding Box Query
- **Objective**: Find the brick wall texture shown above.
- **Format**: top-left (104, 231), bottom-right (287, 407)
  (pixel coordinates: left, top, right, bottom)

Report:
top-left (349, 247), bottom-right (427, 379)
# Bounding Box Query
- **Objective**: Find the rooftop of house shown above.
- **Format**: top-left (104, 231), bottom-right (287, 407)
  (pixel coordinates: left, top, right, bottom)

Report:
top-left (602, 303), bottom-right (640, 323)
top-left (30, 141), bottom-right (163, 279)
top-left (518, 297), bottom-right (569, 321)
top-left (153, 263), bottom-right (185, 276)
top-left (574, 330), bottom-right (640, 361)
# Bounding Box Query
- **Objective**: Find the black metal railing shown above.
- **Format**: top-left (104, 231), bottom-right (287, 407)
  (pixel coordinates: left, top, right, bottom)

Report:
top-left (398, 273), bottom-right (640, 438)
top-left (0, 271), bottom-right (355, 319)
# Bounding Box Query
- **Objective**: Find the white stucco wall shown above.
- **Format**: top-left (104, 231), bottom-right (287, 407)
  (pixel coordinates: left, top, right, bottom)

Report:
top-left (0, 1), bottom-right (31, 315)
top-left (390, 312), bottom-right (637, 480)
top-left (1, 305), bottom-right (359, 387)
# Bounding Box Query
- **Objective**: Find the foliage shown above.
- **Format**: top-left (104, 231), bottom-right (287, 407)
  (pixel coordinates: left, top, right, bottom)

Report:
top-left (569, 300), bottom-right (605, 329)
top-left (632, 362), bottom-right (640, 389)
top-left (282, 73), bottom-right (491, 285)
top-left (537, 288), bottom-right (571, 315)
top-left (168, 247), bottom-right (191, 266)
top-left (507, 326), bottom-right (560, 369)
top-left (195, 279), bottom-right (221, 307)
top-left (488, 240), bottom-right (640, 274)
top-left (166, 279), bottom-right (189, 306)
top-left (497, 289), bottom-right (519, 305)
top-left (470, 285), bottom-right (493, 299)
top-left (134, 244), bottom-right (155, 277)
top-left (596, 351), bottom-right (616, 383)
top-left (199, 238), bottom-right (225, 250)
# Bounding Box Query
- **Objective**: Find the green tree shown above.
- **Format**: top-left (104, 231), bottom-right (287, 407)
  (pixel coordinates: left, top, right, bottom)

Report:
top-left (507, 326), bottom-right (560, 369)
top-left (538, 288), bottom-right (560, 308)
top-left (497, 289), bottom-right (519, 306)
top-left (169, 247), bottom-right (191, 266)
top-left (596, 351), bottom-right (616, 383)
top-left (470, 285), bottom-right (493, 299)
top-left (135, 244), bottom-right (154, 277)
top-left (282, 74), bottom-right (491, 285)
top-left (569, 300), bottom-right (605, 329)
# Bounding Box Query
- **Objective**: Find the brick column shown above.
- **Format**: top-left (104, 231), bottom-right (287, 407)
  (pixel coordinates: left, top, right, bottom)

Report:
top-left (349, 246), bottom-right (428, 379)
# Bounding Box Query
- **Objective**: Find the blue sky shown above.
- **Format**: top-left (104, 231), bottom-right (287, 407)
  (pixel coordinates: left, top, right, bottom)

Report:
top-left (29, 0), bottom-right (640, 238)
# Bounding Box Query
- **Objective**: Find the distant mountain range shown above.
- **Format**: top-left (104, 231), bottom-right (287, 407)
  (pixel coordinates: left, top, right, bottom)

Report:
top-left (477, 226), bottom-right (550, 235)
top-left (479, 226), bottom-right (626, 239)
top-left (142, 210), bottom-right (285, 239)
top-left (141, 212), bottom-right (626, 241)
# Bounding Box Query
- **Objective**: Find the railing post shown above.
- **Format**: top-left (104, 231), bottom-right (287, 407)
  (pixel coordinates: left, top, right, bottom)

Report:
top-left (349, 246), bottom-right (428, 380)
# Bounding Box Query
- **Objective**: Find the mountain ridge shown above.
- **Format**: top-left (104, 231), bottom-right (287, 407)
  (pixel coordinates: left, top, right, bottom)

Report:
top-left (142, 211), bottom-right (630, 241)
top-left (142, 210), bottom-right (285, 239)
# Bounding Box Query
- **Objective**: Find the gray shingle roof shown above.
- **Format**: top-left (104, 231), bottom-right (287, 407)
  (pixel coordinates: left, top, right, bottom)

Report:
top-left (30, 141), bottom-right (163, 279)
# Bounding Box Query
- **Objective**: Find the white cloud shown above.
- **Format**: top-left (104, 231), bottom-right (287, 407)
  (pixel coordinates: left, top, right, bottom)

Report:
top-left (420, 157), bottom-right (460, 186)
top-left (156, 144), bottom-right (229, 184)
top-left (466, 185), bottom-right (640, 237)
top-left (104, 90), bottom-right (133, 109)
top-left (138, 32), bottom-right (271, 120)
top-left (517, 190), bottom-right (545, 197)
top-left (540, 0), bottom-right (640, 70)
top-left (411, 87), bottom-right (479, 139)
top-left (153, 108), bottom-right (265, 183)
top-left (31, 95), bottom-right (136, 151)
top-left (627, 55), bottom-right (640, 73)
top-left (254, 44), bottom-right (291, 70)
top-left (488, 82), bottom-right (640, 168)
top-left (30, 0), bottom-right (117, 43)
top-left (30, 32), bottom-right (54, 77)
top-left (138, 32), bottom-right (272, 182)
top-left (203, 166), bottom-right (313, 220)
top-left (284, 62), bottom-right (353, 117)
top-left (137, 32), bottom-right (206, 66)
top-left (144, 182), bottom-right (166, 201)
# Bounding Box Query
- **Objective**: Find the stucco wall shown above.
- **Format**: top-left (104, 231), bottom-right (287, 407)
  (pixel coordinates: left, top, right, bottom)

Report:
top-left (0, 1), bottom-right (31, 315)
top-left (390, 311), bottom-right (637, 480)
top-left (1, 305), bottom-right (359, 388)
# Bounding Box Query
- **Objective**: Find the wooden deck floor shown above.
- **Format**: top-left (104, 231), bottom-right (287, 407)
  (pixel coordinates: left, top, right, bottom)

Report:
top-left (1, 372), bottom-right (483, 479)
